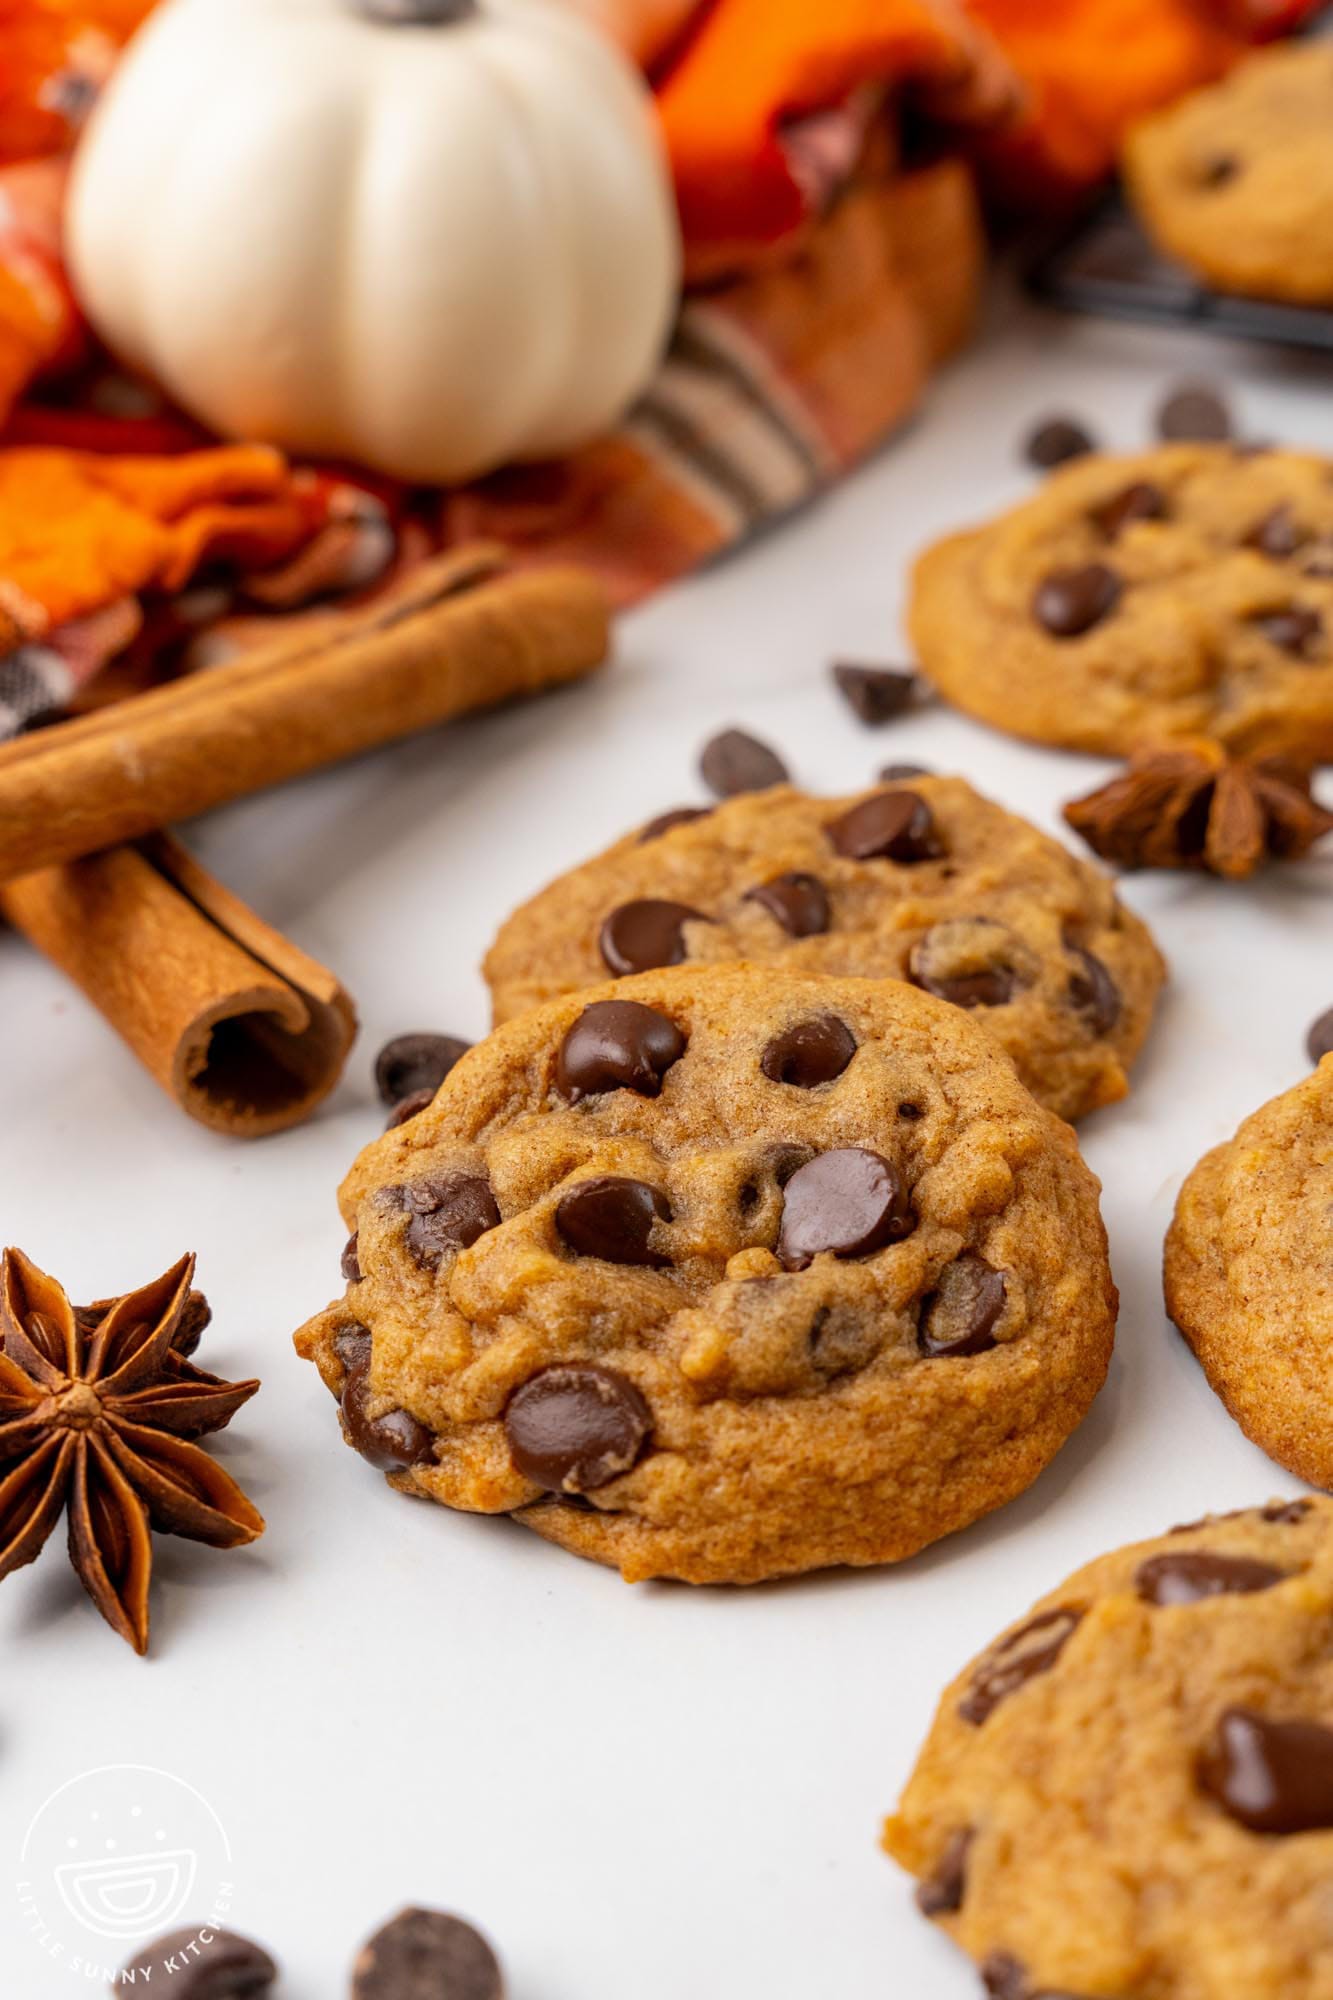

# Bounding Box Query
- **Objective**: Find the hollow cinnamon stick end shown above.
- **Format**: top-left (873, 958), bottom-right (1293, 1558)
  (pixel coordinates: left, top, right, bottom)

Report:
top-left (172, 982), bottom-right (358, 1139)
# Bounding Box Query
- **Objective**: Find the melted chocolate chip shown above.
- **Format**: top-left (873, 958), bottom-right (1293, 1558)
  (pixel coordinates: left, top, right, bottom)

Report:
top-left (919, 1253), bottom-right (1007, 1358)
top-left (1158, 382), bottom-right (1231, 441)
top-left (400, 1174), bottom-right (501, 1272)
top-left (342, 1371), bottom-right (436, 1472)
top-left (1135, 1551), bottom-right (1287, 1606)
top-left (385, 1088), bottom-right (435, 1130)
top-left (334, 1322), bottom-right (372, 1373)
top-left (117, 1929), bottom-right (278, 1998)
top-left (638, 806), bottom-right (710, 843)
top-left (826, 789), bottom-right (943, 862)
top-left (374, 1032), bottom-right (471, 1107)
top-left (1248, 504), bottom-right (1306, 559)
top-left (1199, 1708), bottom-right (1333, 1833)
top-left (1025, 417), bottom-right (1095, 470)
top-left (350, 1907), bottom-right (502, 2000)
top-left (505, 1364), bottom-right (652, 1493)
top-left (555, 1177), bottom-right (672, 1266)
top-left (556, 999), bottom-right (685, 1102)
top-left (342, 1234), bottom-right (363, 1284)
top-left (1032, 564), bottom-right (1122, 638)
top-left (746, 872), bottom-right (831, 937)
top-left (1251, 606), bottom-right (1323, 655)
top-left (599, 899), bottom-right (709, 976)
top-left (761, 1015), bottom-right (857, 1088)
top-left (1093, 480), bottom-right (1167, 539)
top-left (910, 919), bottom-right (1026, 1010)
top-left (776, 1149), bottom-right (914, 1270)
top-left (916, 1828), bottom-right (973, 1916)
top-left (831, 662), bottom-right (918, 725)
top-left (960, 1608), bottom-right (1083, 1726)
top-left (1066, 943), bottom-right (1121, 1036)
top-left (699, 727), bottom-right (789, 797)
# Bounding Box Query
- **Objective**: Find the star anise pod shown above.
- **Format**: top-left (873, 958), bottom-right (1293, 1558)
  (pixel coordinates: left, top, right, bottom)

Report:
top-left (1063, 741), bottom-right (1333, 880)
top-left (0, 1249), bottom-right (263, 1653)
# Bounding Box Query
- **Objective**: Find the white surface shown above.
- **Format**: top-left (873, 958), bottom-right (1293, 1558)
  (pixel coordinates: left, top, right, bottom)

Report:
top-left (3, 287), bottom-right (1332, 1999)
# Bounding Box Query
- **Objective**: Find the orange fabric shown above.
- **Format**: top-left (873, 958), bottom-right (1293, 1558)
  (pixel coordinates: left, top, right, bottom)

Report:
top-left (0, 159), bottom-right (78, 422)
top-left (0, 0), bottom-right (153, 164)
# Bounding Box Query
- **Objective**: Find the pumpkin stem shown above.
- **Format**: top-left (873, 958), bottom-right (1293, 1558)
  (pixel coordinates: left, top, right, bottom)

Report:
top-left (357, 0), bottom-right (478, 22)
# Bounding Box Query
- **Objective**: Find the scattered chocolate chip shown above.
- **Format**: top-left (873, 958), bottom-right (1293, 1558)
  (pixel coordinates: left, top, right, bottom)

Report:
top-left (374, 1032), bottom-right (471, 1108)
top-left (116, 1928), bottom-right (278, 1997)
top-left (1199, 1708), bottom-right (1333, 1834)
top-left (761, 1015), bottom-right (857, 1088)
top-left (746, 871), bottom-right (831, 937)
top-left (1197, 152), bottom-right (1239, 188)
top-left (599, 898), bottom-right (709, 976)
top-left (350, 1907), bottom-right (502, 2000)
top-left (385, 1089), bottom-right (434, 1130)
top-left (555, 999), bottom-right (685, 1102)
top-left (1248, 504), bottom-right (1306, 559)
top-left (776, 1148), bottom-right (914, 1270)
top-left (334, 1322), bottom-right (372, 1373)
top-left (699, 726), bottom-right (789, 797)
top-left (1251, 605), bottom-right (1323, 655)
top-left (879, 761), bottom-right (932, 782)
top-left (1066, 943), bottom-right (1121, 1035)
top-left (827, 788), bottom-right (943, 862)
top-left (340, 1332), bottom-right (435, 1472)
top-left (831, 662), bottom-right (918, 725)
top-left (342, 1233), bottom-right (363, 1284)
top-left (638, 805), bottom-right (710, 842)
top-left (1032, 564), bottom-right (1122, 638)
top-left (1024, 417), bottom-right (1095, 470)
top-left (959, 1608), bottom-right (1083, 1726)
top-left (1158, 381), bottom-right (1231, 441)
top-left (401, 1174), bottom-right (501, 1272)
top-left (1263, 1498), bottom-right (1312, 1524)
top-left (555, 1177), bottom-right (672, 1266)
top-left (1093, 480), bottom-right (1166, 539)
top-left (1135, 1551), bottom-right (1287, 1606)
top-left (505, 1364), bottom-right (651, 1492)
top-left (916, 1827), bottom-right (974, 1916)
top-left (919, 1253), bottom-right (1007, 1358)
top-left (909, 918), bottom-right (1027, 1010)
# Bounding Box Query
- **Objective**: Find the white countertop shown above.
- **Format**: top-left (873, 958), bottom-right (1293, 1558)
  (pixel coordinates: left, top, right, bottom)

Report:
top-left (4, 282), bottom-right (1332, 1999)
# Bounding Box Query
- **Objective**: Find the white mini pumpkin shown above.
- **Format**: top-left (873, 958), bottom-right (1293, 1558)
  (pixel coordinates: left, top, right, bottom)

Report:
top-left (554, 0), bottom-right (699, 65)
top-left (67, 0), bottom-right (681, 484)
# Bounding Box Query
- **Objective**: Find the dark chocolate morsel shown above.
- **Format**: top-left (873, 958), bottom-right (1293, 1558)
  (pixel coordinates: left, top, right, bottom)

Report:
top-left (506, 1364), bottom-right (652, 1493)
top-left (910, 918), bottom-right (1026, 1010)
top-left (1248, 505), bottom-right (1306, 559)
top-left (556, 999), bottom-right (685, 1102)
top-left (1092, 480), bottom-right (1166, 539)
top-left (1032, 564), bottom-right (1122, 638)
top-left (826, 789), bottom-right (943, 862)
top-left (919, 1253), bottom-right (1007, 1358)
top-left (638, 806), bottom-right (711, 842)
top-left (699, 727), bottom-right (790, 797)
top-left (599, 898), bottom-right (709, 976)
top-left (341, 1364), bottom-right (435, 1473)
top-left (916, 1827), bottom-right (973, 1916)
top-left (1135, 1551), bottom-right (1287, 1606)
top-left (761, 1015), bottom-right (857, 1088)
top-left (401, 1174), bottom-right (501, 1272)
top-left (981, 1953), bottom-right (1093, 2000)
top-left (350, 1907), bottom-right (502, 2000)
top-left (342, 1233), bottom-right (363, 1284)
top-left (831, 662), bottom-right (919, 725)
top-left (555, 1177), bottom-right (672, 1267)
top-left (746, 872), bottom-right (831, 937)
top-left (1025, 417), bottom-right (1095, 470)
top-left (1251, 606), bottom-right (1322, 655)
top-left (334, 1322), bottom-right (372, 1373)
top-left (1066, 943), bottom-right (1121, 1036)
top-left (1263, 1498), bottom-right (1312, 1524)
top-left (1198, 1708), bottom-right (1333, 1834)
top-left (374, 1031), bottom-right (471, 1107)
top-left (1158, 382), bottom-right (1231, 441)
top-left (776, 1148), bottom-right (914, 1270)
top-left (959, 1608), bottom-right (1083, 1726)
top-left (116, 1928), bottom-right (278, 1998)
top-left (385, 1088), bottom-right (435, 1130)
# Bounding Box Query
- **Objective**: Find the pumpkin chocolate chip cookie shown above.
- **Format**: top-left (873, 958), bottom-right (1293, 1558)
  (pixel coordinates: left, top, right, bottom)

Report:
top-left (483, 781), bottom-right (1165, 1125)
top-left (1165, 1056), bottom-right (1333, 1490)
top-left (1123, 42), bottom-right (1333, 307)
top-left (910, 444), bottom-right (1333, 760)
top-left (886, 1496), bottom-right (1333, 2000)
top-left (294, 965), bottom-right (1116, 1585)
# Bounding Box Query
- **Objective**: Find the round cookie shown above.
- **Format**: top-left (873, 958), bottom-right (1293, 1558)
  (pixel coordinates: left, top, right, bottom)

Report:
top-left (483, 780), bottom-right (1165, 1125)
top-left (910, 444), bottom-right (1333, 759)
top-left (1123, 43), bottom-right (1333, 307)
top-left (294, 964), bottom-right (1116, 1585)
top-left (1166, 1056), bottom-right (1333, 1489)
top-left (885, 1496), bottom-right (1333, 2000)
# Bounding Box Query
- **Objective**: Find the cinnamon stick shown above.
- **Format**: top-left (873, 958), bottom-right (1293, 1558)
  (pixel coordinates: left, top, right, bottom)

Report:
top-left (0, 545), bottom-right (610, 882)
top-left (1, 834), bottom-right (358, 1136)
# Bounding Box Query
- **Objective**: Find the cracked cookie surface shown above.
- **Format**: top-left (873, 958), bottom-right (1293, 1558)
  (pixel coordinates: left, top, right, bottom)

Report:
top-left (483, 781), bottom-right (1165, 1125)
top-left (910, 444), bottom-right (1333, 759)
top-left (886, 1496), bottom-right (1333, 2000)
top-left (294, 965), bottom-right (1116, 1585)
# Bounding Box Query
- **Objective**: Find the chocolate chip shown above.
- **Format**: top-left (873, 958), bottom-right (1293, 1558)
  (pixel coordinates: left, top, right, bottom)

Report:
top-left (981, 1955), bottom-right (1091, 2000)
top-left (1025, 417), bottom-right (1095, 470)
top-left (1306, 1008), bottom-right (1333, 1067)
top-left (699, 727), bottom-right (789, 797)
top-left (116, 1928), bottom-right (278, 1998)
top-left (879, 761), bottom-right (932, 782)
top-left (1032, 564), bottom-right (1121, 638)
top-left (400, 1174), bottom-right (501, 1272)
top-left (761, 1015), bottom-right (857, 1088)
top-left (959, 1608), bottom-right (1083, 1726)
top-left (555, 999), bottom-right (685, 1102)
top-left (505, 1364), bottom-right (651, 1492)
top-left (350, 1907), bottom-right (502, 2000)
top-left (1158, 381), bottom-right (1231, 441)
top-left (826, 789), bottom-right (943, 862)
top-left (638, 806), bottom-right (710, 842)
top-left (334, 1322), bottom-right (372, 1373)
top-left (374, 1032), bottom-right (471, 1107)
top-left (1199, 1708), bottom-right (1333, 1834)
top-left (1263, 1498), bottom-right (1312, 1524)
top-left (1248, 504), bottom-right (1306, 558)
top-left (556, 1177), bottom-right (671, 1266)
top-left (385, 1088), bottom-right (434, 1130)
top-left (919, 1253), bottom-right (1007, 1357)
top-left (599, 898), bottom-right (709, 976)
top-left (1251, 606), bottom-right (1323, 655)
top-left (917, 1827), bottom-right (974, 1916)
top-left (746, 872), bottom-right (831, 937)
top-left (831, 662), bottom-right (918, 725)
top-left (340, 1341), bottom-right (435, 1473)
top-left (342, 1233), bottom-right (362, 1283)
top-left (1066, 943), bottom-right (1121, 1035)
top-left (910, 918), bottom-right (1027, 1010)
top-left (1135, 1551), bottom-right (1287, 1606)
top-left (776, 1149), bottom-right (914, 1270)
top-left (1093, 480), bottom-right (1166, 539)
